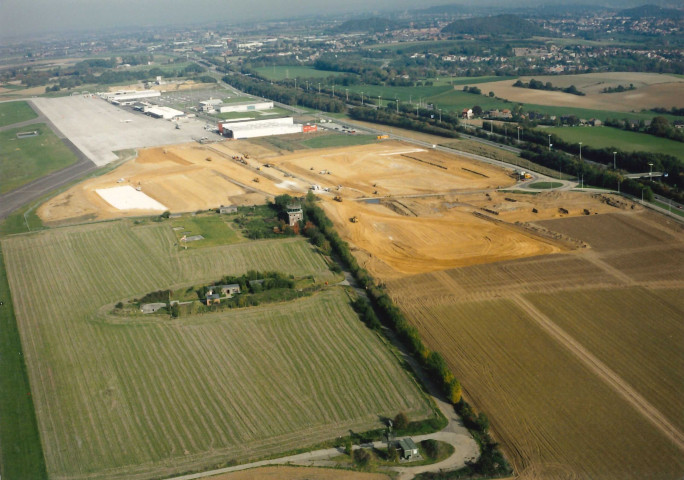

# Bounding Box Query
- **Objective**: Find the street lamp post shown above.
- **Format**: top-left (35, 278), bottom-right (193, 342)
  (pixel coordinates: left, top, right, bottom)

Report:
top-left (649, 162), bottom-right (654, 179)
top-left (613, 151), bottom-right (617, 170)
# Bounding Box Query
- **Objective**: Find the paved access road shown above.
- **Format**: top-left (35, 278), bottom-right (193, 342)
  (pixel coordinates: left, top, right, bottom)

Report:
top-left (0, 99), bottom-right (98, 220)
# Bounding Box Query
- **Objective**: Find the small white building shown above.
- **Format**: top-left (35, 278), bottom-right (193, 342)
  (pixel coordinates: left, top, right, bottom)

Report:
top-left (219, 101), bottom-right (274, 113)
top-left (146, 106), bottom-right (185, 120)
top-left (99, 90), bottom-right (161, 102)
top-left (218, 117), bottom-right (302, 139)
top-left (200, 99), bottom-right (223, 112)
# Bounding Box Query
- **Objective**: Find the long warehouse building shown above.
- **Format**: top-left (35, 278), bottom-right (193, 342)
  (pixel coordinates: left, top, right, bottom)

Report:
top-left (218, 117), bottom-right (302, 139)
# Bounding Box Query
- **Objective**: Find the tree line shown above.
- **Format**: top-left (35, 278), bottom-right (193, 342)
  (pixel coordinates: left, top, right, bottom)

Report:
top-left (301, 195), bottom-right (511, 477)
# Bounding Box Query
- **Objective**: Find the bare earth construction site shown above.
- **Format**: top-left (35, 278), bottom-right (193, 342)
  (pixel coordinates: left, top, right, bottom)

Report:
top-left (4, 94), bottom-right (684, 480)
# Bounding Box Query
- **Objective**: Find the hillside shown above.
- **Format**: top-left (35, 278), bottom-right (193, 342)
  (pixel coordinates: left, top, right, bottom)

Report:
top-left (441, 14), bottom-right (545, 38)
top-left (334, 17), bottom-right (400, 34)
top-left (620, 4), bottom-right (684, 19)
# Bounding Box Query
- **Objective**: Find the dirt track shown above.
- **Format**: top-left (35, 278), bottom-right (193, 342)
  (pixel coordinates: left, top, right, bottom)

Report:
top-left (512, 295), bottom-right (684, 453)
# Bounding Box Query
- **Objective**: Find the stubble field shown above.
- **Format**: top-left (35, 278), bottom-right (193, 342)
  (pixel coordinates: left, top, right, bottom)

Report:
top-left (2, 222), bottom-right (431, 480)
top-left (483, 72), bottom-right (684, 112)
top-left (383, 211), bottom-right (684, 479)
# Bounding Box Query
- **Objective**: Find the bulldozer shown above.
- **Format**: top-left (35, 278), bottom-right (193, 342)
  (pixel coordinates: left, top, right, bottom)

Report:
top-left (350, 216), bottom-right (359, 223)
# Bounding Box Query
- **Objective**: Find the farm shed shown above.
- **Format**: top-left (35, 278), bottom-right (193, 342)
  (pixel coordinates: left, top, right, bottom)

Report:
top-left (398, 438), bottom-right (419, 460)
top-left (219, 205), bottom-right (238, 214)
top-left (140, 303), bottom-right (167, 314)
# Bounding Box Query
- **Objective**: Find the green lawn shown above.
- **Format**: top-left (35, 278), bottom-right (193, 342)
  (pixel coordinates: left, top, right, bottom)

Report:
top-left (0, 124), bottom-right (79, 195)
top-left (528, 181), bottom-right (563, 189)
top-left (213, 106), bottom-right (291, 120)
top-left (0, 101), bottom-right (37, 128)
top-left (255, 66), bottom-right (347, 81)
top-left (0, 246), bottom-right (48, 479)
top-left (544, 125), bottom-right (684, 161)
top-left (170, 213), bottom-right (243, 248)
top-left (221, 95), bottom-right (257, 104)
top-left (301, 134), bottom-right (377, 149)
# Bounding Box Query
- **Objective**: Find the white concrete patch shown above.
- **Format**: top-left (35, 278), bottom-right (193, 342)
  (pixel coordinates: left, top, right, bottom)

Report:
top-left (275, 180), bottom-right (299, 190)
top-left (31, 96), bottom-right (221, 167)
top-left (96, 186), bottom-right (167, 211)
top-left (379, 149), bottom-right (427, 156)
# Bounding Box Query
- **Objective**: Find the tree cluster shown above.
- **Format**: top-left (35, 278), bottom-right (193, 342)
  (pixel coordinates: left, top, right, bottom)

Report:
top-left (513, 79), bottom-right (585, 96)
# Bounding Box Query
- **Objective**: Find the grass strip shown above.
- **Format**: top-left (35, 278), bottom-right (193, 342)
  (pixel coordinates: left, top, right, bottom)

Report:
top-left (0, 245), bottom-right (48, 479)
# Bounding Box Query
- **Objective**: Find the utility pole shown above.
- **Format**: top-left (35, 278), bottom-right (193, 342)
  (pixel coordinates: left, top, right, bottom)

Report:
top-left (548, 134), bottom-right (552, 151)
top-left (613, 151), bottom-right (617, 170)
top-left (579, 142), bottom-right (582, 162)
top-left (361, 92), bottom-right (364, 105)
top-left (346, 89), bottom-right (348, 101)
top-left (318, 82), bottom-right (321, 94)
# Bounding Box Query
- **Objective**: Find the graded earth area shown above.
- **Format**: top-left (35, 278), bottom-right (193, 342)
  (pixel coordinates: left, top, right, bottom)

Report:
top-left (1, 223), bottom-right (433, 480)
top-left (37, 139), bottom-right (514, 225)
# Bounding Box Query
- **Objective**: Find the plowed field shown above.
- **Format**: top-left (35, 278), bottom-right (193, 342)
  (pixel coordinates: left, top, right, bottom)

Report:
top-left (383, 211), bottom-right (684, 479)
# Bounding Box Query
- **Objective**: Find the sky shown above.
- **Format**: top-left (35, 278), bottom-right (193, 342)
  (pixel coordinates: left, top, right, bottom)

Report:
top-left (0, 0), bottom-right (676, 39)
top-left (0, 0), bottom-right (444, 38)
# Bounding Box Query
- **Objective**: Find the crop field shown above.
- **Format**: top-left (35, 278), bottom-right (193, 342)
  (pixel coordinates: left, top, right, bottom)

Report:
top-left (0, 100), bottom-right (37, 127)
top-left (380, 209), bottom-right (684, 480)
top-left (0, 123), bottom-right (79, 194)
top-left (484, 73), bottom-right (684, 113)
top-left (254, 66), bottom-right (348, 81)
top-left (394, 297), bottom-right (684, 480)
top-left (527, 287), bottom-right (684, 433)
top-left (1, 221), bottom-right (431, 480)
top-left (545, 125), bottom-right (684, 161)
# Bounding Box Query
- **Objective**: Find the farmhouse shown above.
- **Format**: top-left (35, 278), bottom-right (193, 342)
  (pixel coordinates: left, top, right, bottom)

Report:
top-left (215, 284), bottom-right (241, 296)
top-left (205, 292), bottom-right (221, 305)
top-left (461, 108), bottom-right (474, 119)
top-left (398, 438), bottom-right (419, 460)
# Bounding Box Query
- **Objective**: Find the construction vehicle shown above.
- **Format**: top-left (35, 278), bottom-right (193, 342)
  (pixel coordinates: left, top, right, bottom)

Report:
top-left (377, 134), bottom-right (389, 140)
top-left (253, 177), bottom-right (260, 183)
top-left (334, 195), bottom-right (342, 202)
top-left (350, 216), bottom-right (359, 223)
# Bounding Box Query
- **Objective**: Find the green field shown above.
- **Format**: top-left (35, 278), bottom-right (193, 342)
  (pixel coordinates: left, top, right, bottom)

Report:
top-left (0, 123), bottom-right (79, 194)
top-left (255, 66), bottom-right (347, 81)
top-left (213, 106), bottom-right (291, 120)
top-left (528, 182), bottom-right (563, 189)
top-left (170, 213), bottom-right (243, 248)
top-left (1, 222), bottom-right (431, 479)
top-left (544, 125), bottom-right (684, 161)
top-left (301, 133), bottom-right (377, 149)
top-left (0, 100), bottom-right (37, 127)
top-left (0, 247), bottom-right (47, 479)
